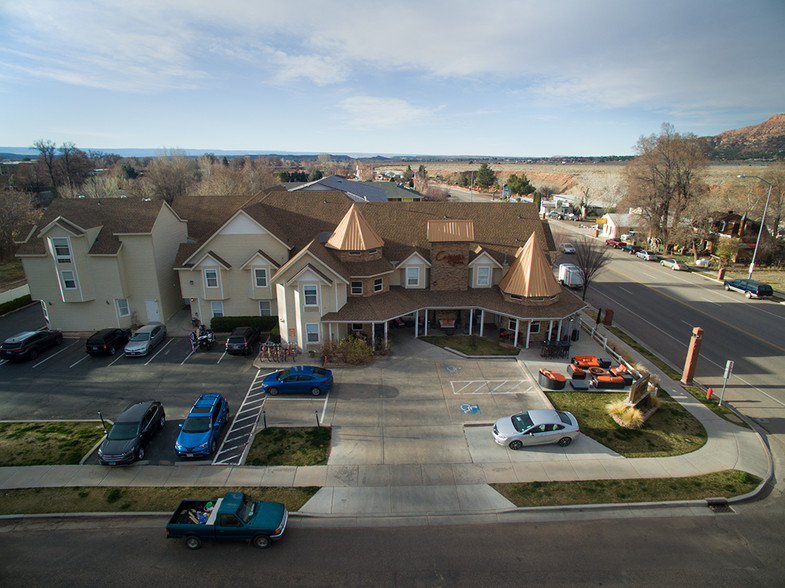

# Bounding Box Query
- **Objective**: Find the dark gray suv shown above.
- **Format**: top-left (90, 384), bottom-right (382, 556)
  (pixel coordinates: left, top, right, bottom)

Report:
top-left (97, 400), bottom-right (166, 465)
top-left (225, 326), bottom-right (260, 356)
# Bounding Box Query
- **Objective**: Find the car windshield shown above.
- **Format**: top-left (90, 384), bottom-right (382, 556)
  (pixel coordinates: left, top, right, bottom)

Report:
top-left (238, 496), bottom-right (254, 523)
top-left (182, 415), bottom-right (211, 433)
top-left (130, 332), bottom-right (150, 342)
top-left (276, 369), bottom-right (291, 380)
top-left (107, 422), bottom-right (139, 440)
top-left (511, 412), bottom-right (534, 432)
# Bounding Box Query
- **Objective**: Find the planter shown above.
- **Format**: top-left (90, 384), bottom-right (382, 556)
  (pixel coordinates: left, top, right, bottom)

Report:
top-left (538, 369), bottom-right (567, 390)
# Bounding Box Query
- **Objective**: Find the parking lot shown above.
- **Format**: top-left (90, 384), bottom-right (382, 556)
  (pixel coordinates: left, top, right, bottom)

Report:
top-left (4, 304), bottom-right (598, 470)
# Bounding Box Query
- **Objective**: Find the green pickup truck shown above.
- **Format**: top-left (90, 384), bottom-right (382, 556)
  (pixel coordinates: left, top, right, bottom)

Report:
top-left (166, 492), bottom-right (288, 550)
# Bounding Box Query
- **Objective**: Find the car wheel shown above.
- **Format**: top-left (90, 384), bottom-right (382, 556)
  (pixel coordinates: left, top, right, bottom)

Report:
top-left (136, 447), bottom-right (145, 461)
top-left (558, 437), bottom-right (572, 447)
top-left (310, 387), bottom-right (322, 396)
top-left (185, 536), bottom-right (202, 550)
top-left (252, 535), bottom-right (271, 549)
top-left (267, 387), bottom-right (279, 396)
top-left (724, 284), bottom-right (730, 291)
top-left (109, 346), bottom-right (116, 355)
top-left (28, 349), bottom-right (38, 360)
top-left (745, 291), bottom-right (752, 299)
top-left (509, 440), bottom-right (523, 450)
top-left (210, 440), bottom-right (217, 454)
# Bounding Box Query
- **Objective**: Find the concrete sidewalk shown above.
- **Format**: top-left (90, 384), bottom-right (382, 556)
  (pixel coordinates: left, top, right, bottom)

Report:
top-left (0, 321), bottom-right (772, 522)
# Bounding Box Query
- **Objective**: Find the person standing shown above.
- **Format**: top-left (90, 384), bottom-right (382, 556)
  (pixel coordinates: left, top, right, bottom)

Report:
top-left (190, 330), bottom-right (198, 352)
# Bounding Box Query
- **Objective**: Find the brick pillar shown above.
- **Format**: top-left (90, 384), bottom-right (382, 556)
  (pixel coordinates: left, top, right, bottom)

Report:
top-left (681, 327), bottom-right (704, 385)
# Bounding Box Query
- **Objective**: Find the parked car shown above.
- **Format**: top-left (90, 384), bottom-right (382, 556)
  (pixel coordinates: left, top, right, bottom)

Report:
top-left (636, 250), bottom-right (658, 261)
top-left (166, 492), bottom-right (287, 550)
top-left (175, 393), bottom-right (230, 457)
top-left (621, 244), bottom-right (642, 255)
top-left (492, 409), bottom-right (580, 449)
top-left (724, 278), bottom-right (774, 299)
top-left (660, 258), bottom-right (689, 271)
top-left (225, 326), bottom-right (260, 356)
top-left (85, 328), bottom-right (131, 356)
top-left (606, 238), bottom-right (623, 248)
top-left (261, 365), bottom-right (334, 396)
top-left (124, 323), bottom-right (166, 357)
top-left (97, 400), bottom-right (166, 465)
top-left (547, 211), bottom-right (564, 220)
top-left (559, 242), bottom-right (576, 254)
top-left (1, 329), bottom-right (63, 361)
top-left (620, 232), bottom-right (639, 241)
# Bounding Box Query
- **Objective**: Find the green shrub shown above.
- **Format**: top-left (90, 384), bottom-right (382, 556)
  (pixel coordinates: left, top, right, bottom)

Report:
top-left (322, 336), bottom-right (374, 365)
top-left (0, 294), bottom-right (33, 316)
top-left (209, 315), bottom-right (278, 333)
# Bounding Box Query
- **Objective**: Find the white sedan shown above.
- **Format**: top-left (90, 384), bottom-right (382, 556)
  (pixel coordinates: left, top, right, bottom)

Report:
top-left (559, 242), bottom-right (576, 254)
top-left (660, 258), bottom-right (689, 271)
top-left (636, 250), bottom-right (658, 261)
top-left (492, 409), bottom-right (580, 449)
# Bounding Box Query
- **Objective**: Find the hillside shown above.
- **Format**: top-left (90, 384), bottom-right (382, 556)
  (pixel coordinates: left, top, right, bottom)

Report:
top-left (707, 114), bottom-right (785, 160)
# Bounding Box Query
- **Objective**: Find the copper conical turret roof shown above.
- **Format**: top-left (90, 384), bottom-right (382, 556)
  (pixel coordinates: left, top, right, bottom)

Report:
top-left (326, 203), bottom-right (385, 251)
top-left (498, 233), bottom-right (561, 298)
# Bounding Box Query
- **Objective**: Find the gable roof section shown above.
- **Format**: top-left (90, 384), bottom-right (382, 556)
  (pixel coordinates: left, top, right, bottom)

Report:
top-left (286, 263), bottom-right (334, 286)
top-left (239, 249), bottom-right (282, 270)
top-left (192, 250), bottom-right (232, 270)
top-left (498, 233), bottom-right (561, 298)
top-left (15, 197), bottom-right (165, 257)
top-left (272, 238), bottom-right (350, 285)
top-left (326, 203), bottom-right (385, 251)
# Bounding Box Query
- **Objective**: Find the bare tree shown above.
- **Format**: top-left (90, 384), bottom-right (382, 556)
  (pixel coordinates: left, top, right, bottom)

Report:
top-left (143, 149), bottom-right (198, 203)
top-left (33, 139), bottom-right (58, 193)
top-left (625, 123), bottom-right (708, 246)
top-left (571, 236), bottom-right (611, 300)
top-left (0, 188), bottom-right (40, 260)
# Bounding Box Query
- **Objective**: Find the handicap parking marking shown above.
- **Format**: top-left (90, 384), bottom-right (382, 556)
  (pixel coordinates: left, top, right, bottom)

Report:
top-left (460, 403), bottom-right (481, 414)
top-left (450, 379), bottom-right (536, 394)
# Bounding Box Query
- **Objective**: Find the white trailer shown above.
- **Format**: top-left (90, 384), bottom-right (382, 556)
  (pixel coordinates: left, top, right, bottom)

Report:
top-left (558, 264), bottom-right (584, 289)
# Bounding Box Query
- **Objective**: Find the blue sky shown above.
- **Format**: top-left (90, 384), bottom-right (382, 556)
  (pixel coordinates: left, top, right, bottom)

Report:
top-left (1, 0), bottom-right (783, 157)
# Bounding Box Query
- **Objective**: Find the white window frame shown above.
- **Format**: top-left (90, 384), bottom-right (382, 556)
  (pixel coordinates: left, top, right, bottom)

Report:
top-left (476, 266), bottom-right (491, 287)
top-left (406, 266), bottom-right (420, 287)
top-left (116, 299), bottom-right (130, 317)
top-left (205, 269), bottom-right (219, 289)
top-left (60, 270), bottom-right (77, 290)
top-left (51, 237), bottom-right (71, 264)
top-left (303, 284), bottom-right (318, 307)
top-left (254, 268), bottom-right (267, 288)
top-left (306, 323), bottom-right (320, 343)
top-left (351, 281), bottom-right (363, 295)
top-left (259, 300), bottom-right (272, 316)
top-left (374, 277), bottom-right (383, 292)
top-left (211, 301), bottom-right (224, 317)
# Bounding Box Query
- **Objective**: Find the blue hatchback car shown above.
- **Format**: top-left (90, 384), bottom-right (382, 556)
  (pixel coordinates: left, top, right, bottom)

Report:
top-left (175, 393), bottom-right (229, 457)
top-left (262, 365), bottom-right (334, 396)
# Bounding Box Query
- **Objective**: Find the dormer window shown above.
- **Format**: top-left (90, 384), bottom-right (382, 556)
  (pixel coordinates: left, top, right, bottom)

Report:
top-left (205, 269), bottom-right (219, 288)
top-left (51, 237), bottom-right (71, 264)
top-left (254, 268), bottom-right (267, 288)
top-left (406, 267), bottom-right (420, 287)
top-left (476, 266), bottom-right (490, 287)
top-left (351, 281), bottom-right (363, 295)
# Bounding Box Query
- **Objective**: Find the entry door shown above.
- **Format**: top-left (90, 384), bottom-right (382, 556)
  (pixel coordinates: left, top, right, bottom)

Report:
top-left (145, 299), bottom-right (160, 323)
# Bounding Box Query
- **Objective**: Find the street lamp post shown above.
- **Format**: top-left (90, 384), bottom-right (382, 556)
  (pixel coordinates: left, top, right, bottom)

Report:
top-left (737, 175), bottom-right (774, 279)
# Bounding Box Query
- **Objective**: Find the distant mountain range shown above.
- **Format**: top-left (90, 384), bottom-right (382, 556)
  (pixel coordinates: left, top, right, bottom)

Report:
top-left (704, 114), bottom-right (785, 160)
top-left (2, 115), bottom-right (784, 161)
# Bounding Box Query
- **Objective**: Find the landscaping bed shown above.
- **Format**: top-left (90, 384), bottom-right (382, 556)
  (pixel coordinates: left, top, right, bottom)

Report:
top-left (0, 421), bottom-right (106, 467)
top-left (493, 470), bottom-right (760, 507)
top-left (546, 388), bottom-right (706, 457)
top-left (246, 426), bottom-right (331, 466)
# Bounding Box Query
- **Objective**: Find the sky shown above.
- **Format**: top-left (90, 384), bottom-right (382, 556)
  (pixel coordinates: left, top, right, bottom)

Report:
top-left (1, 0), bottom-right (784, 157)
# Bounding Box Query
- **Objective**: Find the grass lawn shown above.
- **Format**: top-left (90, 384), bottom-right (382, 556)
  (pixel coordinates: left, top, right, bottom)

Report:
top-left (419, 335), bottom-right (520, 356)
top-left (0, 258), bottom-right (25, 290)
top-left (0, 421), bottom-right (107, 466)
top-left (0, 486), bottom-right (319, 516)
top-left (493, 470), bottom-right (760, 507)
top-left (546, 388), bottom-right (706, 457)
top-left (246, 426), bottom-right (331, 466)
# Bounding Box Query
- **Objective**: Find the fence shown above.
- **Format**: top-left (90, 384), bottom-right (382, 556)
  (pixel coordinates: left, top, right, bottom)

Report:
top-left (579, 316), bottom-right (641, 379)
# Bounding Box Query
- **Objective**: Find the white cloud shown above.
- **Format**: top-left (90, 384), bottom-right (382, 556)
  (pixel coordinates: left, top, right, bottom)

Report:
top-left (338, 96), bottom-right (438, 130)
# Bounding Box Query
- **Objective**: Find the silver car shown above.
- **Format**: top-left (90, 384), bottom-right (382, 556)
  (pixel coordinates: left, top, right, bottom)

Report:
top-left (492, 409), bottom-right (580, 449)
top-left (124, 323), bottom-right (167, 357)
top-left (660, 258), bottom-right (689, 271)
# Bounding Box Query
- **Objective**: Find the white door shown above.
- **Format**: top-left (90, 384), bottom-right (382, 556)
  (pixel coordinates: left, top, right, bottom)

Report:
top-left (145, 299), bottom-right (160, 323)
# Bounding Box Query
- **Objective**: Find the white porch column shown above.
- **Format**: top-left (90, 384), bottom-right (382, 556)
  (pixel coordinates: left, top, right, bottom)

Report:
top-left (556, 320), bottom-right (562, 340)
top-left (513, 319), bottom-right (520, 347)
top-left (415, 310), bottom-right (419, 338)
top-left (371, 322), bottom-right (375, 342)
top-left (424, 309), bottom-right (429, 336)
top-left (480, 310), bottom-right (485, 336)
top-left (329, 323), bottom-right (333, 341)
top-left (548, 320), bottom-right (554, 340)
top-left (384, 320), bottom-right (389, 348)
top-left (525, 321), bottom-right (532, 348)
top-left (468, 309), bottom-right (474, 335)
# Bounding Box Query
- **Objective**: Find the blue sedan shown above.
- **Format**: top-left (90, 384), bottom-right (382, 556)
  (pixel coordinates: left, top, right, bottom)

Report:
top-left (175, 393), bottom-right (229, 457)
top-left (262, 366), bottom-right (333, 396)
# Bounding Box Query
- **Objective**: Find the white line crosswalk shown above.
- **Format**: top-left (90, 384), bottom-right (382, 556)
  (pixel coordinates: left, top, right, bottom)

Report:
top-left (212, 369), bottom-right (269, 465)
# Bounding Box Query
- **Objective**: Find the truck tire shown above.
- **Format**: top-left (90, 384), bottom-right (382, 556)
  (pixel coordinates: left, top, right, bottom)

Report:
top-left (185, 535), bottom-right (202, 550)
top-left (253, 534), bottom-right (271, 549)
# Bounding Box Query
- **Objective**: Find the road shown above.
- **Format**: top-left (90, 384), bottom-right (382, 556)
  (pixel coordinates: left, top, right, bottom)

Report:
top-left (2, 500), bottom-right (784, 586)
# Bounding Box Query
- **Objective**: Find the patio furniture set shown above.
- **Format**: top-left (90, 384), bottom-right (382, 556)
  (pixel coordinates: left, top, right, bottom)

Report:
top-left (538, 355), bottom-right (635, 391)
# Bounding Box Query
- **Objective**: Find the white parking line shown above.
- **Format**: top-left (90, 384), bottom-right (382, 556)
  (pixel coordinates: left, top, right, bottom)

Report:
top-left (144, 338), bottom-right (175, 365)
top-left (320, 391), bottom-right (330, 424)
top-left (32, 339), bottom-right (79, 368)
top-left (450, 379), bottom-right (534, 394)
top-left (216, 349), bottom-right (228, 364)
top-left (180, 348), bottom-right (196, 365)
top-left (108, 353), bottom-right (125, 367)
top-left (69, 355), bottom-right (90, 368)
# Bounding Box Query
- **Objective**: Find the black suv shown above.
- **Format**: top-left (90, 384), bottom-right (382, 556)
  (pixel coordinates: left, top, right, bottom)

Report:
top-left (85, 328), bottom-right (131, 356)
top-left (1, 330), bottom-right (63, 361)
top-left (97, 400), bottom-right (166, 465)
top-left (225, 326), bottom-right (260, 356)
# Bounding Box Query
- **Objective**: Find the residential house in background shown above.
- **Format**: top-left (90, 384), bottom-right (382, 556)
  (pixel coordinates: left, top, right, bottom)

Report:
top-left (598, 212), bottom-right (644, 240)
top-left (15, 198), bottom-right (188, 331)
